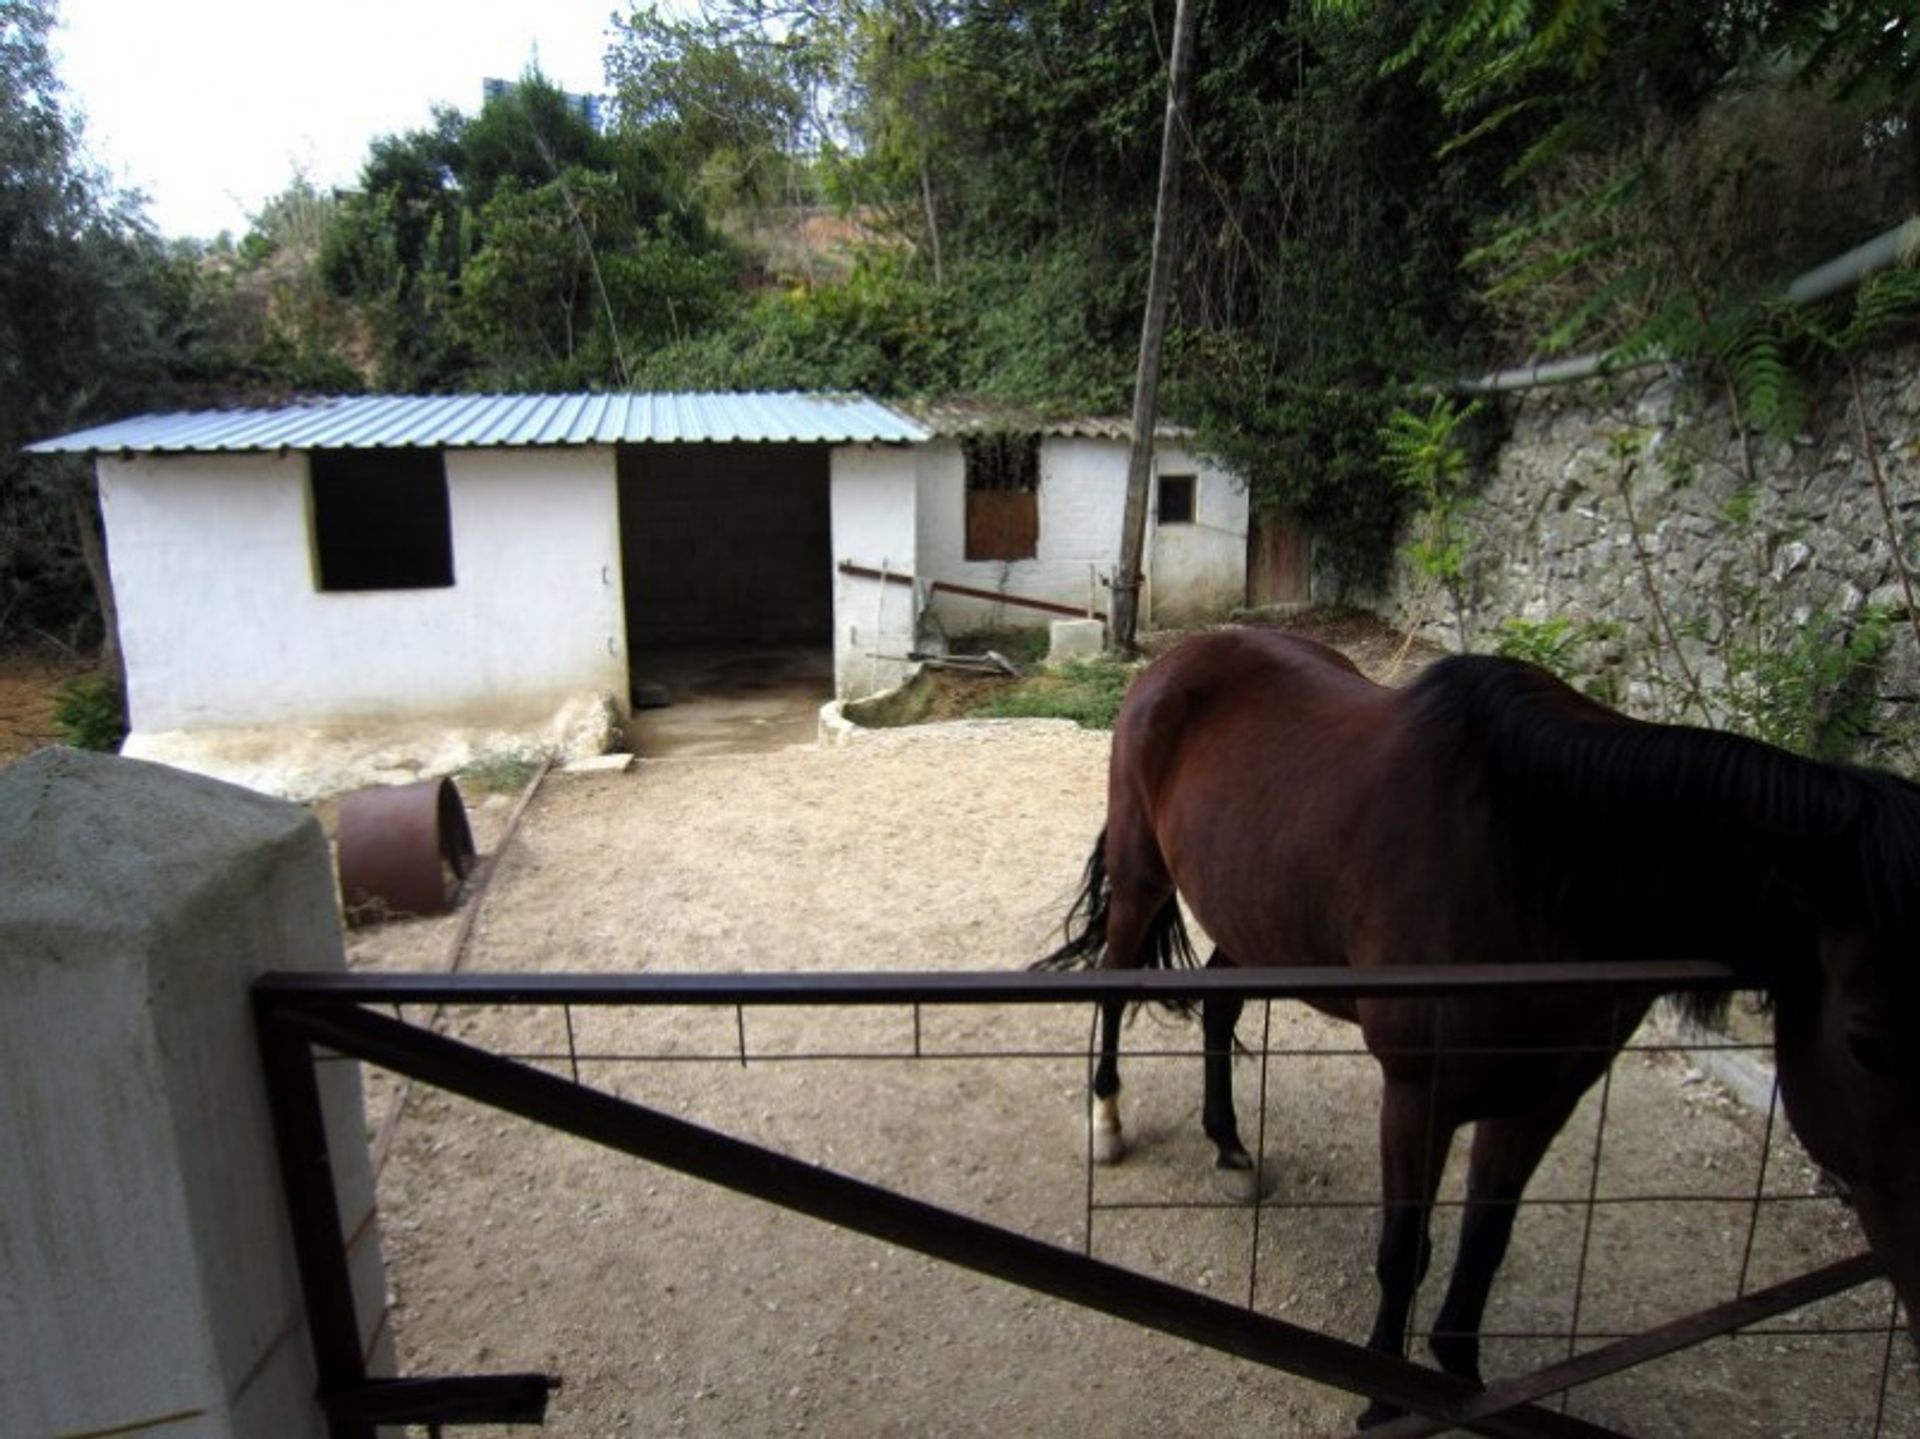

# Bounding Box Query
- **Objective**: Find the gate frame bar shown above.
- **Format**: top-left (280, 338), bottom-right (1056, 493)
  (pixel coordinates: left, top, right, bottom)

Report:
top-left (253, 962), bottom-right (1879, 1438)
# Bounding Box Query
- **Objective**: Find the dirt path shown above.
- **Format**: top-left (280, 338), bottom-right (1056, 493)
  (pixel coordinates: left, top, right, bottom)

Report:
top-left (353, 722), bottom-right (1915, 1438)
top-left (0, 648), bottom-right (88, 763)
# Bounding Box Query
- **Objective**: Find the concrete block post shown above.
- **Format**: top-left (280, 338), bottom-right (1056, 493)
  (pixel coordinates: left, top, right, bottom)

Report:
top-left (1048, 618), bottom-right (1108, 664)
top-left (0, 749), bottom-right (390, 1439)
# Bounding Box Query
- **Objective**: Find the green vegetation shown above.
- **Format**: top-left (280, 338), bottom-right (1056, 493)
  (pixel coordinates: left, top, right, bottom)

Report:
top-left (1, 0), bottom-right (209, 672)
top-left (455, 751), bottom-right (549, 795)
top-left (51, 675), bottom-right (124, 752)
top-left (1384, 397), bottom-right (1487, 647)
top-left (1493, 616), bottom-right (1619, 678)
top-left (848, 654), bottom-right (1137, 731)
top-left (1724, 607), bottom-right (1897, 763)
top-left (975, 659), bottom-right (1136, 731)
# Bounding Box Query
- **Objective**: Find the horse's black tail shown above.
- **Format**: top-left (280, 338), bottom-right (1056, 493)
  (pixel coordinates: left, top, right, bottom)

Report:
top-left (1033, 827), bottom-right (1199, 1011)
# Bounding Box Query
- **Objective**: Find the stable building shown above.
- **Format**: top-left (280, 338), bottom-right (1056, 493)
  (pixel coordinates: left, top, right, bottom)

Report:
top-left (29, 391), bottom-right (1272, 796)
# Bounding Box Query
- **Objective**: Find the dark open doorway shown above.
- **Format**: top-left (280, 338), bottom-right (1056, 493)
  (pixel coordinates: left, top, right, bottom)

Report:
top-left (617, 442), bottom-right (835, 752)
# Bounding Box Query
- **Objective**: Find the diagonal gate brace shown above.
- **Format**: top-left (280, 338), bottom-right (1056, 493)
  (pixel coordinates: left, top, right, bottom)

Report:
top-left (1360, 1251), bottom-right (1883, 1439)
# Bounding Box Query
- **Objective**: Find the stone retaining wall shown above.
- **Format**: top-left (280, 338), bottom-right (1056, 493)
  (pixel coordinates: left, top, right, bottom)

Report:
top-left (1381, 347), bottom-right (1920, 763)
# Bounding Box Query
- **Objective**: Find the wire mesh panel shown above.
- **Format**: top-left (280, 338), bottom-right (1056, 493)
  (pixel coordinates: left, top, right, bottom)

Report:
top-left (264, 965), bottom-right (1916, 1438)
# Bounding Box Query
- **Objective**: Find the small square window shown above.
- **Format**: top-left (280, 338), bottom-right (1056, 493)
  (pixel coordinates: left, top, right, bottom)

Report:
top-left (311, 449), bottom-right (454, 591)
top-left (1157, 474), bottom-right (1195, 525)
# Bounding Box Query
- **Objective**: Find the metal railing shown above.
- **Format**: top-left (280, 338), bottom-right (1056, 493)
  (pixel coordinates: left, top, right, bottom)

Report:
top-left (253, 961), bottom-right (1901, 1439)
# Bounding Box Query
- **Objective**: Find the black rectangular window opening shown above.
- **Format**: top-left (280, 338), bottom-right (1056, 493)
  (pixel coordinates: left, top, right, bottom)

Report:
top-left (1158, 473), bottom-right (1196, 525)
top-left (311, 449), bottom-right (455, 592)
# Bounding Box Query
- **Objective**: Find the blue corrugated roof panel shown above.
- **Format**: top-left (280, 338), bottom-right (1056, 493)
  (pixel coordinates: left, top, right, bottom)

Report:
top-left (25, 392), bottom-right (928, 454)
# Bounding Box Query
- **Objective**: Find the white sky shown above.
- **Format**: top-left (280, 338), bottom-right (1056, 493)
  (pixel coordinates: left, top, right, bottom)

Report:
top-left (53, 1), bottom-right (630, 240)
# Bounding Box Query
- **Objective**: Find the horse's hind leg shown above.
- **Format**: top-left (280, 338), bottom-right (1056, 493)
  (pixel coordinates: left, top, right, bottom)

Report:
top-left (1357, 1078), bottom-right (1456, 1430)
top-left (1201, 950), bottom-right (1258, 1197)
top-left (1091, 999), bottom-right (1126, 1162)
top-left (1427, 1094), bottom-right (1582, 1388)
top-left (1087, 856), bottom-right (1174, 1165)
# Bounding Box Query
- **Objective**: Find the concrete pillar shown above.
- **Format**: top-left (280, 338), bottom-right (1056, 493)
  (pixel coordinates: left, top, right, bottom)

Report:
top-left (0, 748), bottom-right (390, 1439)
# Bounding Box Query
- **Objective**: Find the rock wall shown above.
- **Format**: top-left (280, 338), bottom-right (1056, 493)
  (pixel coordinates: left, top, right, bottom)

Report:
top-left (1383, 346), bottom-right (1920, 766)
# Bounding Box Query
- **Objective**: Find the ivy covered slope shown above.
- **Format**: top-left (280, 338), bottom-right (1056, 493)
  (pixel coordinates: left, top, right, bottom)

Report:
top-left (1357, 0), bottom-right (1920, 771)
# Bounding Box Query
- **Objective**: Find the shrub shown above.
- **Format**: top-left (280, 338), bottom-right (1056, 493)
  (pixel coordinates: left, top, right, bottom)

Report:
top-left (52, 676), bottom-right (126, 752)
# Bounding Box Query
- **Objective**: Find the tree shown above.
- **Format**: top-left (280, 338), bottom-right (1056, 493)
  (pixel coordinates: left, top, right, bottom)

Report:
top-left (0, 0), bottom-right (187, 671)
top-left (318, 119), bottom-right (472, 388)
top-left (606, 3), bottom-right (829, 220)
top-left (314, 69), bottom-right (741, 391)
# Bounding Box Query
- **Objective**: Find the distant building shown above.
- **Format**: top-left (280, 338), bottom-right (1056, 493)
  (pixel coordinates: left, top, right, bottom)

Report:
top-left (483, 76), bottom-right (605, 133)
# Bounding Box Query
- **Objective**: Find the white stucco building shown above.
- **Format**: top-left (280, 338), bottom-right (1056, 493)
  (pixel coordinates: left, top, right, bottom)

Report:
top-left (30, 392), bottom-right (1263, 796)
top-left (908, 409), bottom-right (1251, 636)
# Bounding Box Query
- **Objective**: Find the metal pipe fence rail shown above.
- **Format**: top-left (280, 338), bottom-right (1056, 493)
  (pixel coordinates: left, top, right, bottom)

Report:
top-left (252, 961), bottom-right (1904, 1439)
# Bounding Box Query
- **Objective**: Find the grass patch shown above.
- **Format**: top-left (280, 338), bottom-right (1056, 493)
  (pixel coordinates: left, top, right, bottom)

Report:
top-left (457, 751), bottom-right (548, 795)
top-left (973, 658), bottom-right (1135, 729)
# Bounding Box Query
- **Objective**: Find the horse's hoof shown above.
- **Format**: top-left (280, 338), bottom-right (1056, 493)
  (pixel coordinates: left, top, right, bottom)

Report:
top-left (1355, 1399), bottom-right (1402, 1430)
top-left (1092, 1124), bottom-right (1126, 1165)
top-left (1213, 1154), bottom-right (1271, 1203)
top-left (1429, 1332), bottom-right (1482, 1388)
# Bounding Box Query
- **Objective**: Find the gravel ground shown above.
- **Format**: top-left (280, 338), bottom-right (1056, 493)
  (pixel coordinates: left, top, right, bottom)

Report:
top-left (346, 721), bottom-right (1918, 1438)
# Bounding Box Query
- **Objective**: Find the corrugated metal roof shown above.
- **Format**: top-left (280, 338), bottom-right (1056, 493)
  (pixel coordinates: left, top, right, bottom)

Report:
top-left (25, 391), bottom-right (928, 454)
top-left (904, 402), bottom-right (1194, 442)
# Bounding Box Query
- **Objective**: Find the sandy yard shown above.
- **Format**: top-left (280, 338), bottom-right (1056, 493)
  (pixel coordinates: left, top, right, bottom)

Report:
top-left (345, 717), bottom-right (1916, 1439)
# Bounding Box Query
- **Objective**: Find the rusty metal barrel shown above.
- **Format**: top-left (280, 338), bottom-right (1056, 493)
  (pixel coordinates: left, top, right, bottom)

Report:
top-left (336, 776), bottom-right (477, 922)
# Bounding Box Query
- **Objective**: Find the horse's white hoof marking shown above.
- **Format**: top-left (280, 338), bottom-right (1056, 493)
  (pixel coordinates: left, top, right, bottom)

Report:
top-left (1092, 1096), bottom-right (1125, 1164)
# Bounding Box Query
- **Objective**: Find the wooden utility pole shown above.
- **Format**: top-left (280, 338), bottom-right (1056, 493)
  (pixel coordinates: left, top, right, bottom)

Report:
top-left (1110, 0), bottom-right (1199, 655)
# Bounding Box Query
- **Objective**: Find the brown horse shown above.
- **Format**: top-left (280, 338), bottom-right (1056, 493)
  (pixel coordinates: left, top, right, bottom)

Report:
top-left (1040, 628), bottom-right (1920, 1427)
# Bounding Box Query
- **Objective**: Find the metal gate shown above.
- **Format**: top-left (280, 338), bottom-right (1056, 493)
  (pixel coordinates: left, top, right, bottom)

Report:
top-left (254, 962), bottom-right (1902, 1438)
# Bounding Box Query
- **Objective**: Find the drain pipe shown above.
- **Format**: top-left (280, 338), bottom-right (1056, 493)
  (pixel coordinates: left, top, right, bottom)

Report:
top-left (1451, 215), bottom-right (1920, 394)
top-left (1784, 215), bottom-right (1920, 303)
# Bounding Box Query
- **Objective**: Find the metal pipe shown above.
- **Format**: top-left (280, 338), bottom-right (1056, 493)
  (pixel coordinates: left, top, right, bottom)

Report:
top-left (1452, 215), bottom-right (1920, 395)
top-left (253, 959), bottom-right (1736, 1009)
top-left (837, 561), bottom-right (1109, 621)
top-left (1784, 217), bottom-right (1920, 304)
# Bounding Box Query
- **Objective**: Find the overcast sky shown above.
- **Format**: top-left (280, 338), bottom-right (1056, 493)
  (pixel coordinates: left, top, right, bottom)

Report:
top-left (53, 0), bottom-right (630, 240)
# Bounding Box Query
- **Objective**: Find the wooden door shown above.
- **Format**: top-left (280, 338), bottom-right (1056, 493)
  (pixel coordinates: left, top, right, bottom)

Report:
top-left (1247, 511), bottom-right (1311, 608)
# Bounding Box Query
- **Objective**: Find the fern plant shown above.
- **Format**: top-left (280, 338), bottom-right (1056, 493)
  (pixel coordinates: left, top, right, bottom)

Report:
top-left (1492, 615), bottom-right (1621, 691)
top-left (1723, 607), bottom-right (1895, 761)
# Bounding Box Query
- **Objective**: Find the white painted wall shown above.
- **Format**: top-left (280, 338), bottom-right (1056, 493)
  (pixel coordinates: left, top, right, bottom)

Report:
top-left (829, 444), bottom-right (919, 698)
top-left (1146, 445), bottom-right (1252, 627)
top-left (102, 447), bottom-right (629, 734)
top-left (913, 436), bottom-right (1247, 634)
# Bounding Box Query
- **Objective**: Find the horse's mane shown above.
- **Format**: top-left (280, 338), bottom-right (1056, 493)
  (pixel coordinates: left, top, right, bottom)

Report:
top-left (1408, 654), bottom-right (1920, 1020)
